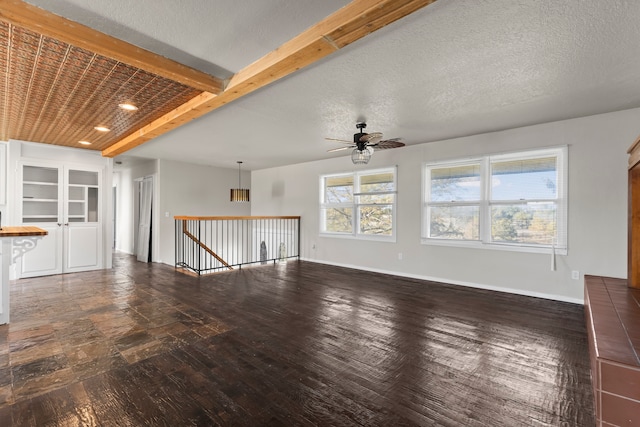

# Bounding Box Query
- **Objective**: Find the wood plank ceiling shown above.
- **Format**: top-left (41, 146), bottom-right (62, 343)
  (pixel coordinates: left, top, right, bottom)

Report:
top-left (0, 0), bottom-right (436, 158)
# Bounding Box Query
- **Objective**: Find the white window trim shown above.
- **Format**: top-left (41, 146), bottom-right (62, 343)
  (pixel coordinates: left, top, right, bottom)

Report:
top-left (320, 166), bottom-right (397, 242)
top-left (421, 146), bottom-right (568, 255)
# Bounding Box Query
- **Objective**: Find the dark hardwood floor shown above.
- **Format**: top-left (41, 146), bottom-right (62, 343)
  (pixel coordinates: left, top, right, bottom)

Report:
top-left (0, 253), bottom-right (594, 426)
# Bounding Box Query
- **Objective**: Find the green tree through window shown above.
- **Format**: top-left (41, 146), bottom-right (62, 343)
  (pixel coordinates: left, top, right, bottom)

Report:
top-left (321, 168), bottom-right (396, 240)
top-left (424, 147), bottom-right (567, 252)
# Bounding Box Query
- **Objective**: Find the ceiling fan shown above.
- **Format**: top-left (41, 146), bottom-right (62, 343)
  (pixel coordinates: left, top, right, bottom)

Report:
top-left (326, 122), bottom-right (405, 164)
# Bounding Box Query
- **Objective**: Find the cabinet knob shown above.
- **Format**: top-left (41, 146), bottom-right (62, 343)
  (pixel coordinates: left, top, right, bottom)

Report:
top-left (57, 223), bottom-right (62, 226)
top-left (64, 223), bottom-right (69, 226)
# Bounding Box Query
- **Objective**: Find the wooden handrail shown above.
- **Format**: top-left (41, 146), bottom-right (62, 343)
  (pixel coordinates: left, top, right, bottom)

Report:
top-left (175, 215), bottom-right (301, 221)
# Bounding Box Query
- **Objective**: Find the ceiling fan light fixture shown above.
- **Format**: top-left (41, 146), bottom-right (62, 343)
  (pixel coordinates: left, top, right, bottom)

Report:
top-left (327, 122), bottom-right (403, 164)
top-left (351, 148), bottom-right (371, 165)
top-left (230, 161), bottom-right (250, 202)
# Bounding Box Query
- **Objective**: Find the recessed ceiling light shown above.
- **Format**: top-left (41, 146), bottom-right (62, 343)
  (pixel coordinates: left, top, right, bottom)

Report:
top-left (94, 126), bottom-right (110, 132)
top-left (118, 103), bottom-right (138, 111)
top-left (78, 141), bottom-right (92, 145)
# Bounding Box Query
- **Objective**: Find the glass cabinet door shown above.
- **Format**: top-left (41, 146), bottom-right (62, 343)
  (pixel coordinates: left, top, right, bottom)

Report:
top-left (67, 169), bottom-right (99, 223)
top-left (21, 165), bottom-right (61, 224)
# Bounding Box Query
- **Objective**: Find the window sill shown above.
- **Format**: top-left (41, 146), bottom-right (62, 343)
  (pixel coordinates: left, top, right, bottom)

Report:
top-left (320, 232), bottom-right (396, 243)
top-left (421, 237), bottom-right (567, 255)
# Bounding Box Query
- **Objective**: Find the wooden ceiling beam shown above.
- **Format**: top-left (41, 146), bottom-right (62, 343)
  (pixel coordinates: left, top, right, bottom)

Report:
top-left (102, 91), bottom-right (218, 157)
top-left (0, 0), bottom-right (223, 93)
top-left (102, 0), bottom-right (437, 158)
top-left (226, 0), bottom-right (437, 91)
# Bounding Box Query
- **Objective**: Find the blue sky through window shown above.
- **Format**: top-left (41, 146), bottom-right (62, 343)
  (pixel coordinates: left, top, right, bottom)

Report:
top-left (431, 169), bottom-right (557, 201)
top-left (492, 170), bottom-right (557, 200)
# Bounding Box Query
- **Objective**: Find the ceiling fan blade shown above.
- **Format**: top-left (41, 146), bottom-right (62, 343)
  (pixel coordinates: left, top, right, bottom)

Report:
top-left (325, 137), bottom-right (353, 144)
top-left (359, 132), bottom-right (383, 144)
top-left (369, 138), bottom-right (405, 150)
top-left (327, 146), bottom-right (352, 153)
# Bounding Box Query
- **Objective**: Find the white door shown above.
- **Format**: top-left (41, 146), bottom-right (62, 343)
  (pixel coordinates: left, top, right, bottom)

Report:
top-left (18, 162), bottom-right (102, 277)
top-left (64, 167), bottom-right (102, 273)
top-left (19, 163), bottom-right (64, 277)
top-left (65, 225), bottom-right (100, 271)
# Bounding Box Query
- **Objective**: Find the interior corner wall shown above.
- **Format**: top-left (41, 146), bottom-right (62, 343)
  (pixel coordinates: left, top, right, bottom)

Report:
top-left (157, 159), bottom-right (251, 266)
top-left (113, 159), bottom-right (158, 255)
top-left (251, 108), bottom-right (638, 303)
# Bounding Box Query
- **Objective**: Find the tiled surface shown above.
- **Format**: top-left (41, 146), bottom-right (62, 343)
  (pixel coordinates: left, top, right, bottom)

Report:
top-left (601, 361), bottom-right (640, 401)
top-left (0, 255), bottom-right (231, 407)
top-left (584, 276), bottom-right (639, 365)
top-left (601, 392), bottom-right (640, 426)
top-left (584, 275), bottom-right (640, 426)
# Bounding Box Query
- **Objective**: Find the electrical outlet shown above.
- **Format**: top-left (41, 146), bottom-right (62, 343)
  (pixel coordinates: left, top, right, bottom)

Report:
top-left (571, 270), bottom-right (579, 280)
top-left (398, 252), bottom-right (403, 260)
top-left (312, 243), bottom-right (316, 250)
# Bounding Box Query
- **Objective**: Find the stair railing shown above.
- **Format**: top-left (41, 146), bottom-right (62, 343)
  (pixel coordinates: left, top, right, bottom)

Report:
top-left (175, 216), bottom-right (300, 275)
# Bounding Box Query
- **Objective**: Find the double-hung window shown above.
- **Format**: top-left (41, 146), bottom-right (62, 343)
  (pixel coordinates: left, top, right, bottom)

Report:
top-left (423, 147), bottom-right (567, 253)
top-left (320, 167), bottom-right (397, 240)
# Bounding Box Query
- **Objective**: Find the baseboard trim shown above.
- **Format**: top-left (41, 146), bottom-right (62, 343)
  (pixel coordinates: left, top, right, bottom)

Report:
top-left (299, 257), bottom-right (584, 305)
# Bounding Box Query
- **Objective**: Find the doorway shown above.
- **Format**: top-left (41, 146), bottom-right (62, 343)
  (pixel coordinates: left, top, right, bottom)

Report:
top-left (135, 176), bottom-right (153, 263)
top-left (112, 185), bottom-right (117, 250)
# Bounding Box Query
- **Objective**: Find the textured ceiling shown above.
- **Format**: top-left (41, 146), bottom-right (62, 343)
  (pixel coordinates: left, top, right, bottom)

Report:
top-left (19, 0), bottom-right (640, 170)
top-left (0, 21), bottom-right (201, 150)
top-left (23, 0), bottom-right (350, 75)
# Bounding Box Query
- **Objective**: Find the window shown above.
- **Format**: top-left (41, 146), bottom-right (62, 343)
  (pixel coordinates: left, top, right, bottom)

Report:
top-left (320, 167), bottom-right (397, 240)
top-left (423, 147), bottom-right (567, 253)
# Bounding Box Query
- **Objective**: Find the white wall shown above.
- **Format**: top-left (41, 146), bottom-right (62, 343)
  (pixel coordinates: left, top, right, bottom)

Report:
top-left (157, 159), bottom-right (251, 265)
top-left (113, 159), bottom-right (158, 255)
top-left (251, 108), bottom-right (638, 303)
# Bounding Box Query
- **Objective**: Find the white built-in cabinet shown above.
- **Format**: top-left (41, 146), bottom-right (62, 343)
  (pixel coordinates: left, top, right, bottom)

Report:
top-left (18, 161), bottom-right (103, 277)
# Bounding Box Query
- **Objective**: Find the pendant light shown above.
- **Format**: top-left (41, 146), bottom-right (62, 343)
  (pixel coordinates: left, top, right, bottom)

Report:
top-left (230, 161), bottom-right (250, 202)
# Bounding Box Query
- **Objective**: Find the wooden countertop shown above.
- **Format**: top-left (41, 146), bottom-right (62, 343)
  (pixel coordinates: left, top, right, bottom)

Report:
top-left (0, 226), bottom-right (48, 237)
